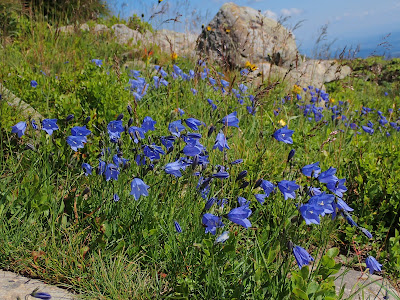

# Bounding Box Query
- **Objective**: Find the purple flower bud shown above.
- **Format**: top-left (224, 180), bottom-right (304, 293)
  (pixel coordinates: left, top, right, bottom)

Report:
top-left (287, 149), bottom-right (295, 162)
top-left (174, 220), bottom-right (182, 233)
top-left (65, 114), bottom-right (74, 122)
top-left (127, 105), bottom-right (133, 115)
top-left (236, 170), bottom-right (248, 181)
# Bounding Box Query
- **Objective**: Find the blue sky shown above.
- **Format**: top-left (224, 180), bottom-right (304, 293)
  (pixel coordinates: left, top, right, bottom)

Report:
top-left (107, 0), bottom-right (400, 57)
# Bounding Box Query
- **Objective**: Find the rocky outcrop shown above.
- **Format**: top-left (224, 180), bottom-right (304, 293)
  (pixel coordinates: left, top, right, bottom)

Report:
top-left (93, 24), bottom-right (109, 34)
top-left (197, 2), bottom-right (298, 68)
top-left (257, 59), bottom-right (351, 90)
top-left (150, 29), bottom-right (197, 57)
top-left (111, 24), bottom-right (142, 45)
top-left (295, 60), bottom-right (352, 84)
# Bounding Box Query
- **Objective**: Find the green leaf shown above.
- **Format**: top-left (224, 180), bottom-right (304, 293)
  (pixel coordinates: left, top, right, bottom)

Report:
top-left (267, 244), bottom-right (280, 264)
top-left (291, 273), bottom-right (305, 289)
top-left (326, 248), bottom-right (339, 258)
top-left (300, 265), bottom-right (309, 280)
top-left (321, 255), bottom-right (335, 268)
top-left (203, 248), bottom-right (210, 257)
top-left (292, 288), bottom-right (309, 300)
top-left (202, 238), bottom-right (212, 248)
top-left (306, 281), bottom-right (319, 295)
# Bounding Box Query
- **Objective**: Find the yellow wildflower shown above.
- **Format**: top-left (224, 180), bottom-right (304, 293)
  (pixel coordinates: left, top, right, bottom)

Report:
top-left (171, 52), bottom-right (178, 60)
top-left (292, 84), bottom-right (301, 95)
top-left (206, 26), bottom-right (211, 31)
top-left (278, 119), bottom-right (286, 126)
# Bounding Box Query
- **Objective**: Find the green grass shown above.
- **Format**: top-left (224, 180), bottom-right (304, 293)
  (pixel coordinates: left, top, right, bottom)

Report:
top-left (0, 16), bottom-right (400, 299)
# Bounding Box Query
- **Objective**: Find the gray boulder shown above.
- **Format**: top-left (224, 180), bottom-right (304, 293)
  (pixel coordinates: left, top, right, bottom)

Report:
top-left (150, 29), bottom-right (197, 57)
top-left (57, 25), bottom-right (74, 34)
top-left (197, 2), bottom-right (299, 68)
top-left (93, 24), bottom-right (109, 34)
top-left (256, 59), bottom-right (351, 91)
top-left (80, 23), bottom-right (90, 32)
top-left (112, 24), bottom-right (142, 45)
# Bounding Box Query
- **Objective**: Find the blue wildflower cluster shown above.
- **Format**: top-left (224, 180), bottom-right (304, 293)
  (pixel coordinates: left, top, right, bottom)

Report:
top-left (10, 61), bottom-right (390, 279)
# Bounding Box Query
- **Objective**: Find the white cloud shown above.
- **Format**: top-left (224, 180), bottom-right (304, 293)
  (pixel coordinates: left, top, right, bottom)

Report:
top-left (263, 10), bottom-right (277, 20)
top-left (280, 8), bottom-right (303, 17)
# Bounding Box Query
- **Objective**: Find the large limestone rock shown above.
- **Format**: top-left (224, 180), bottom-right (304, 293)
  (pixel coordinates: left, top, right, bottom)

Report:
top-left (257, 59), bottom-right (351, 90)
top-left (197, 2), bottom-right (298, 68)
top-left (112, 24), bottom-right (142, 45)
top-left (296, 60), bottom-right (352, 84)
top-left (150, 29), bottom-right (197, 57)
top-left (93, 24), bottom-right (109, 34)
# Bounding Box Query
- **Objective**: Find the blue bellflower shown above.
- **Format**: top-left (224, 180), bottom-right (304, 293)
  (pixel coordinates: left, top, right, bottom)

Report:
top-left (308, 193), bottom-right (335, 215)
top-left (66, 135), bottom-right (87, 151)
top-left (277, 180), bottom-right (300, 200)
top-left (168, 120), bottom-right (186, 137)
top-left (107, 120), bottom-right (124, 142)
top-left (212, 171), bottom-right (230, 179)
top-left (71, 126), bottom-right (91, 137)
top-left (226, 206), bottom-right (252, 228)
top-left (130, 178), bottom-right (150, 200)
top-left (318, 167), bottom-right (338, 184)
top-left (31, 290), bottom-right (52, 299)
top-left (82, 163), bottom-right (92, 176)
top-left (113, 194), bottom-right (120, 202)
top-left (202, 213), bottom-right (224, 235)
top-left (362, 125), bottom-right (374, 135)
top-left (31, 119), bottom-right (38, 130)
top-left (184, 118), bottom-right (203, 131)
top-left (164, 160), bottom-right (183, 177)
top-left (142, 116), bottom-right (156, 132)
top-left (299, 203), bottom-right (324, 225)
top-left (365, 256), bottom-right (382, 274)
top-left (261, 180), bottom-right (275, 196)
top-left (293, 245), bottom-right (314, 269)
top-left (326, 178), bottom-right (347, 197)
top-left (97, 160), bottom-right (106, 175)
top-left (105, 164), bottom-right (119, 181)
top-left (273, 126), bottom-right (294, 144)
top-left (143, 144), bottom-right (165, 161)
top-left (11, 121), bottom-right (27, 138)
top-left (254, 194), bottom-right (268, 204)
top-left (42, 119), bottom-right (59, 135)
top-left (302, 162), bottom-right (321, 178)
top-left (213, 131), bottom-right (230, 151)
top-left (221, 112), bottom-right (239, 127)
top-left (128, 126), bottom-right (145, 143)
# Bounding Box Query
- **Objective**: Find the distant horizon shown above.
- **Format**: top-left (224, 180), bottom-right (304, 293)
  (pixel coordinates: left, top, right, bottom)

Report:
top-left (107, 0), bottom-right (400, 59)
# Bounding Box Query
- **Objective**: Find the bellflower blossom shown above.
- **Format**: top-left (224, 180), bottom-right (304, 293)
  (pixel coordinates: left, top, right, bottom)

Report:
top-left (273, 126), bottom-right (294, 144)
top-left (202, 213), bottom-right (224, 235)
top-left (221, 112), bottom-right (239, 127)
top-left (42, 119), bottom-right (59, 135)
top-left (293, 245), bottom-right (314, 269)
top-left (226, 206), bottom-right (252, 228)
top-left (11, 121), bottom-right (27, 138)
top-left (213, 131), bottom-right (229, 151)
top-left (365, 256), bottom-right (382, 274)
top-left (277, 180), bottom-right (299, 200)
top-left (130, 178), bottom-right (150, 200)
